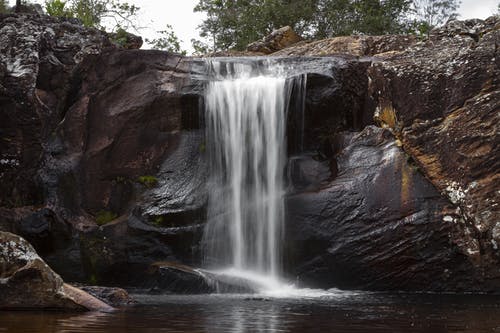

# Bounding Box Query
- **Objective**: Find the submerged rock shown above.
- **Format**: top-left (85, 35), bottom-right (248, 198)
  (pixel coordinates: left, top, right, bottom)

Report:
top-left (0, 231), bottom-right (113, 311)
top-left (147, 262), bottom-right (255, 294)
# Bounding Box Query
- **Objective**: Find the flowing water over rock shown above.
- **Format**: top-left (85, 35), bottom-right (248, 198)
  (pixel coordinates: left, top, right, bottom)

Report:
top-left (202, 59), bottom-right (294, 287)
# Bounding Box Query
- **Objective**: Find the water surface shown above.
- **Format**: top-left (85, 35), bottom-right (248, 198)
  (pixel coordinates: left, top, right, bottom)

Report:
top-left (1, 292), bottom-right (499, 332)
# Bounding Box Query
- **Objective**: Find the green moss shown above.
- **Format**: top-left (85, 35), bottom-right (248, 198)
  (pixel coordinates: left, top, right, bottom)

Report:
top-left (89, 273), bottom-right (98, 285)
top-left (137, 175), bottom-right (158, 188)
top-left (110, 28), bottom-right (129, 47)
top-left (199, 142), bottom-right (206, 153)
top-left (151, 215), bottom-right (164, 227)
top-left (95, 210), bottom-right (117, 225)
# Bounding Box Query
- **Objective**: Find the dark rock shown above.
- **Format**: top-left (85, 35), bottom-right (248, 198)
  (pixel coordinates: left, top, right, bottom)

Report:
top-left (0, 13), bottom-right (112, 208)
top-left (147, 262), bottom-right (255, 294)
top-left (285, 126), bottom-right (490, 291)
top-left (80, 286), bottom-right (134, 307)
top-left (0, 12), bottom-right (498, 294)
top-left (368, 16), bottom-right (500, 284)
top-left (0, 231), bottom-right (113, 311)
top-left (76, 216), bottom-right (204, 286)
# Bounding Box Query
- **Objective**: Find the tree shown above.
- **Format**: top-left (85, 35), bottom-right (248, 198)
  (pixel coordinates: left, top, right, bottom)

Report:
top-left (45, 0), bottom-right (72, 17)
top-left (0, 0), bottom-right (8, 13)
top-left (194, 0), bottom-right (415, 51)
top-left (191, 38), bottom-right (211, 55)
top-left (194, 0), bottom-right (318, 51)
top-left (411, 0), bottom-right (460, 36)
top-left (44, 0), bottom-right (140, 31)
top-left (145, 25), bottom-right (186, 55)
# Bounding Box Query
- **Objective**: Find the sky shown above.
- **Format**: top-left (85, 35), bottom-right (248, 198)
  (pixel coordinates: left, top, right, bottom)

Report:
top-left (8, 0), bottom-right (500, 53)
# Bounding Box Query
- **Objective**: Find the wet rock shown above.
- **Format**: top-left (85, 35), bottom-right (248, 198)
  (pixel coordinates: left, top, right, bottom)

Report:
top-left (247, 26), bottom-right (302, 54)
top-left (0, 231), bottom-right (113, 311)
top-left (79, 286), bottom-right (134, 307)
top-left (148, 262), bottom-right (214, 294)
top-left (368, 16), bottom-right (500, 281)
top-left (286, 126), bottom-right (490, 291)
top-left (148, 262), bottom-right (255, 294)
top-left (43, 49), bottom-right (197, 218)
top-left (0, 13), bottom-right (112, 208)
top-left (77, 215), bottom-right (203, 286)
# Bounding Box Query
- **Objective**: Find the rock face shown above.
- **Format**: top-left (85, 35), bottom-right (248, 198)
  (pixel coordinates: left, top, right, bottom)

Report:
top-left (0, 13), bottom-right (111, 208)
top-left (247, 26), bottom-right (303, 54)
top-left (271, 34), bottom-right (416, 57)
top-left (0, 12), bottom-right (499, 294)
top-left (0, 231), bottom-right (113, 311)
top-left (286, 127), bottom-right (484, 291)
top-left (368, 17), bottom-right (500, 284)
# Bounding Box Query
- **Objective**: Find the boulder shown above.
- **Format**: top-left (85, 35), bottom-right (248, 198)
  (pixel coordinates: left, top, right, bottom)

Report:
top-left (79, 286), bottom-right (134, 306)
top-left (286, 126), bottom-right (488, 291)
top-left (147, 262), bottom-right (256, 294)
top-left (0, 231), bottom-right (113, 311)
top-left (247, 26), bottom-right (302, 54)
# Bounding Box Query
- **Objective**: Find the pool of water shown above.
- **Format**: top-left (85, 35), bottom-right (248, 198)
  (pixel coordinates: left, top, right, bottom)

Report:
top-left (1, 291), bottom-right (499, 332)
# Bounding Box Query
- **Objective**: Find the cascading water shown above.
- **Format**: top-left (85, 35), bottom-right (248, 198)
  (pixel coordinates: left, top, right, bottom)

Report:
top-left (202, 59), bottom-right (290, 287)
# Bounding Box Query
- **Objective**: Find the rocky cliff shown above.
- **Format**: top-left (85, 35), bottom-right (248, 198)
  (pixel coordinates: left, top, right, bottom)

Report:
top-left (0, 12), bottom-right (498, 307)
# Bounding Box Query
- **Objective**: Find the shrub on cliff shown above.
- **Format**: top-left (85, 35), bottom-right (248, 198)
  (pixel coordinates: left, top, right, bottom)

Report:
top-left (44, 0), bottom-right (139, 31)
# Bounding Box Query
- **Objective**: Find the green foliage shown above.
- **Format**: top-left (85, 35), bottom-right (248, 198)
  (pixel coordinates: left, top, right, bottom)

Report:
top-left (44, 0), bottom-right (140, 31)
top-left (137, 175), bottom-right (159, 188)
top-left (95, 210), bottom-right (118, 225)
top-left (194, 0), bottom-right (460, 51)
top-left (110, 27), bottom-right (129, 46)
top-left (151, 215), bottom-right (164, 227)
top-left (145, 24), bottom-right (186, 55)
top-left (195, 0), bottom-right (318, 51)
top-left (45, 0), bottom-right (71, 17)
top-left (191, 38), bottom-right (211, 56)
top-left (410, 0), bottom-right (460, 34)
top-left (0, 0), bottom-right (9, 13)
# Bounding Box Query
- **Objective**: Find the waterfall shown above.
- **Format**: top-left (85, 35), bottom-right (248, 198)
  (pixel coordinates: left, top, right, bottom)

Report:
top-left (202, 60), bottom-right (291, 281)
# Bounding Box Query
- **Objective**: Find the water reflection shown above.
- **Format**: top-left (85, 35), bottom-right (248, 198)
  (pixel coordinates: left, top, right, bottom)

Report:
top-left (0, 293), bottom-right (499, 333)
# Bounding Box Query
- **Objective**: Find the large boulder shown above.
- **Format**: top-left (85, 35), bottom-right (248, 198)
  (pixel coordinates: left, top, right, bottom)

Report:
top-left (286, 126), bottom-right (489, 291)
top-left (368, 16), bottom-right (500, 281)
top-left (0, 231), bottom-right (113, 311)
top-left (247, 26), bottom-right (302, 54)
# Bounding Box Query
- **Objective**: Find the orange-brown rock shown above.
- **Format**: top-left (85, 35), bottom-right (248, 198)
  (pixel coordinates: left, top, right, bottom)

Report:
top-left (271, 34), bottom-right (416, 57)
top-left (247, 26), bottom-right (302, 54)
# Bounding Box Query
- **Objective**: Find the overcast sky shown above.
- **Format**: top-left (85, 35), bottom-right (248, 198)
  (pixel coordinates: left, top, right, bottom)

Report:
top-left (8, 0), bottom-right (499, 53)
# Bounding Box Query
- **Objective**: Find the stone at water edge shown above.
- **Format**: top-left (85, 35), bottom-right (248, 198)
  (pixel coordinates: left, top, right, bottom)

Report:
top-left (79, 286), bottom-right (135, 307)
top-left (0, 231), bottom-right (113, 311)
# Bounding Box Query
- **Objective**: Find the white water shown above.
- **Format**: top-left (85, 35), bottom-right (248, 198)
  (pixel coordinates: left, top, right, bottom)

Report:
top-left (203, 60), bottom-right (289, 283)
